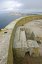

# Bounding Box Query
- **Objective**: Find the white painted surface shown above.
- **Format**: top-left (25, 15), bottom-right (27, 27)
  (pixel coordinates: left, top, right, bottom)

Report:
top-left (13, 27), bottom-right (27, 48)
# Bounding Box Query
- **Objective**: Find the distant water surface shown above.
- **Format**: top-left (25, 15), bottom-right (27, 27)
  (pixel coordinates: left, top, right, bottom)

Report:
top-left (0, 13), bottom-right (21, 29)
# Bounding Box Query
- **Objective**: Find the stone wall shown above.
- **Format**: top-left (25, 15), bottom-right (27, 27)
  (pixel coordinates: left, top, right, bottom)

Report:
top-left (7, 15), bottom-right (42, 64)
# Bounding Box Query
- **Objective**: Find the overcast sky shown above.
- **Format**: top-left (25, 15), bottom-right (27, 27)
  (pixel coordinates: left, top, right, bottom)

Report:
top-left (0, 0), bottom-right (42, 13)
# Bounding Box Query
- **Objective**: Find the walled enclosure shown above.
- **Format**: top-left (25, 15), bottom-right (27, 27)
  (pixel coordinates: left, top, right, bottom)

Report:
top-left (7, 15), bottom-right (42, 64)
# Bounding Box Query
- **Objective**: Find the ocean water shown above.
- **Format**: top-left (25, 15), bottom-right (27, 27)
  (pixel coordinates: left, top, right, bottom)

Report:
top-left (0, 13), bottom-right (21, 29)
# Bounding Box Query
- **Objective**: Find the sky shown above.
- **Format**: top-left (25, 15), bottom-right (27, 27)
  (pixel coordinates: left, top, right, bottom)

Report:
top-left (0, 0), bottom-right (42, 13)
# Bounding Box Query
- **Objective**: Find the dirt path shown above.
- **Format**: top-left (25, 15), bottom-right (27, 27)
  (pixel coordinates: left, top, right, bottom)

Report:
top-left (22, 55), bottom-right (42, 64)
top-left (22, 55), bottom-right (31, 64)
top-left (0, 29), bottom-right (12, 64)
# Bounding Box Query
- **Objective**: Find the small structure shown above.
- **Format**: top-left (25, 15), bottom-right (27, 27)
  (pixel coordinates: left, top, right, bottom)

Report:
top-left (27, 40), bottom-right (39, 56)
top-left (13, 26), bottom-right (27, 57)
top-left (31, 31), bottom-right (42, 44)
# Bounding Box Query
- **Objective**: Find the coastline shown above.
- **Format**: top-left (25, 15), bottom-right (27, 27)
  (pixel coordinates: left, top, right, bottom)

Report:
top-left (0, 17), bottom-right (23, 64)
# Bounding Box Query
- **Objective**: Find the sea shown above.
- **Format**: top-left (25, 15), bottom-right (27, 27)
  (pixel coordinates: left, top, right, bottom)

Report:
top-left (0, 13), bottom-right (21, 29)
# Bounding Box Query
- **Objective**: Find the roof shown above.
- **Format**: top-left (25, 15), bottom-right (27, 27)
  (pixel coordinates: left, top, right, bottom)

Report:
top-left (27, 40), bottom-right (39, 48)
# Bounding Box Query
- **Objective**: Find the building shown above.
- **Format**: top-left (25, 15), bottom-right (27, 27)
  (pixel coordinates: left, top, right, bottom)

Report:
top-left (27, 40), bottom-right (39, 56)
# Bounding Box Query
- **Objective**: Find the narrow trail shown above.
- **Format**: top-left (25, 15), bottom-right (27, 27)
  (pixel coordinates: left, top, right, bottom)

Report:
top-left (22, 55), bottom-right (31, 64)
